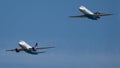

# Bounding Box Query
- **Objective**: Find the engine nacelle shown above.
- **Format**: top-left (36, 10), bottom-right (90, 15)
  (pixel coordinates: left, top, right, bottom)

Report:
top-left (15, 48), bottom-right (20, 52)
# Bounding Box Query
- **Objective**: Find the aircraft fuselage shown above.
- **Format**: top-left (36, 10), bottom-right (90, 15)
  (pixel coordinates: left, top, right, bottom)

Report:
top-left (18, 40), bottom-right (39, 55)
top-left (79, 6), bottom-right (100, 20)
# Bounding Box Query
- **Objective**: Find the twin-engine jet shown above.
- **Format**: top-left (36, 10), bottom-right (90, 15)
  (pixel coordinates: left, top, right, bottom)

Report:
top-left (70, 6), bottom-right (112, 20)
top-left (6, 40), bottom-right (55, 55)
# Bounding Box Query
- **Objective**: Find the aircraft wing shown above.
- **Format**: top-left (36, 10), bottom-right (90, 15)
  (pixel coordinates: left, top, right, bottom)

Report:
top-left (69, 15), bottom-right (87, 18)
top-left (95, 13), bottom-right (112, 16)
top-left (6, 48), bottom-right (24, 52)
top-left (36, 46), bottom-right (55, 49)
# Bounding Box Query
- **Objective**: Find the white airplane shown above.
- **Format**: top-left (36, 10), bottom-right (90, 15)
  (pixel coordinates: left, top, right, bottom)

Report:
top-left (6, 40), bottom-right (55, 55)
top-left (70, 6), bottom-right (112, 20)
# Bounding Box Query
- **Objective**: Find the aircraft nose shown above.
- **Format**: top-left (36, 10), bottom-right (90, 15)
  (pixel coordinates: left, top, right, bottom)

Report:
top-left (80, 6), bottom-right (85, 9)
top-left (18, 41), bottom-right (22, 45)
top-left (18, 40), bottom-right (24, 45)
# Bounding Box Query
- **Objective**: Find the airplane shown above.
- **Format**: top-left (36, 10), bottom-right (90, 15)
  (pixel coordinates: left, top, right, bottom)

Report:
top-left (70, 6), bottom-right (112, 20)
top-left (6, 40), bottom-right (55, 55)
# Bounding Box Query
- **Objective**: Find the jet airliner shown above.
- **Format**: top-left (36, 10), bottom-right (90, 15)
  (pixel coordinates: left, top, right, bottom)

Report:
top-left (70, 6), bottom-right (112, 20)
top-left (6, 40), bottom-right (55, 55)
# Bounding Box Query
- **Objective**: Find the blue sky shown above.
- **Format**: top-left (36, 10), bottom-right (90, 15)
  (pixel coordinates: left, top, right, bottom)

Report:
top-left (0, 0), bottom-right (120, 68)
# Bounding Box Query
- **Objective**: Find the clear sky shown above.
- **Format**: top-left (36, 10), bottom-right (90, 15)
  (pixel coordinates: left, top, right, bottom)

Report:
top-left (0, 0), bottom-right (120, 68)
